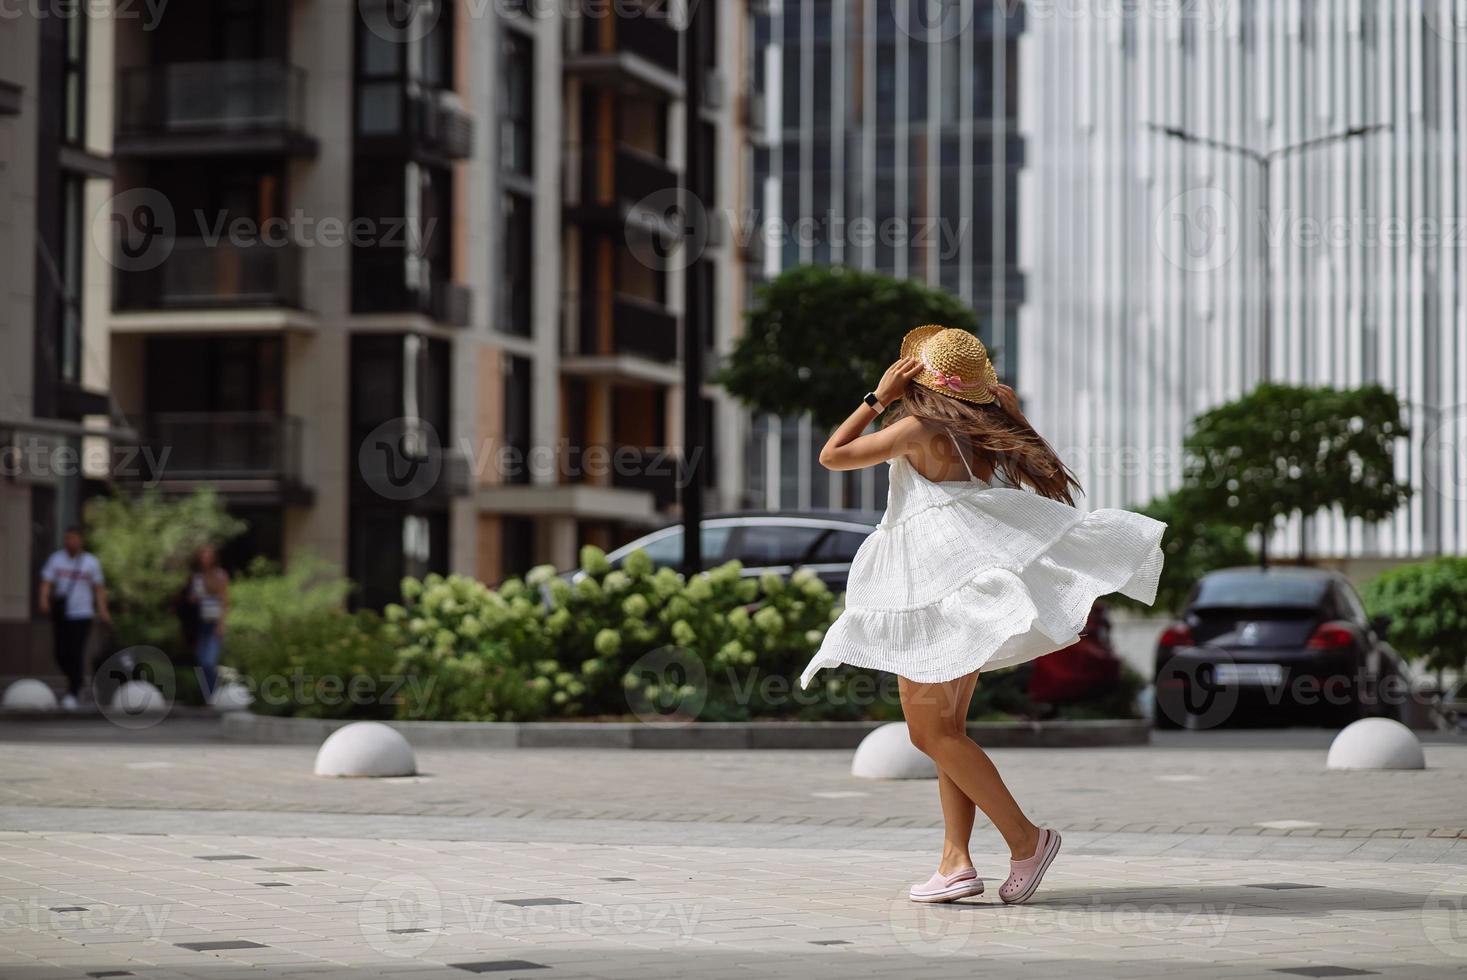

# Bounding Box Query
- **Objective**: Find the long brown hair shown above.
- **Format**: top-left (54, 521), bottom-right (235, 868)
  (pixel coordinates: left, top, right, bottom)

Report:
top-left (887, 384), bottom-right (1083, 506)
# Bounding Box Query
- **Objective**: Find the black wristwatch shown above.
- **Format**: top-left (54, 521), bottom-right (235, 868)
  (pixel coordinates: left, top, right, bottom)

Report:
top-left (863, 392), bottom-right (886, 413)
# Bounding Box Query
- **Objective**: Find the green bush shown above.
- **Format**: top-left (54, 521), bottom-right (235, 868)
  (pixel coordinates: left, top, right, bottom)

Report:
top-left (239, 543), bottom-right (1138, 723)
top-left (84, 488), bottom-right (246, 651)
top-left (227, 608), bottom-right (404, 719)
top-left (1362, 557), bottom-right (1467, 674)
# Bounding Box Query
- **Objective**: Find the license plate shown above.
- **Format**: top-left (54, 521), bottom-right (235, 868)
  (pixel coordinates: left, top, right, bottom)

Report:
top-left (1214, 663), bottom-right (1285, 685)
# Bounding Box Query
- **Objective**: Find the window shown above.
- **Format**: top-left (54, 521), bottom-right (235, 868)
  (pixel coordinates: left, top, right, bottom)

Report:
top-left (62, 12), bottom-right (86, 145)
top-left (734, 524), bottom-right (825, 567)
top-left (811, 530), bottom-right (868, 564)
top-left (502, 192), bottom-right (532, 335)
top-left (503, 355), bottom-right (532, 484)
top-left (502, 517), bottom-right (535, 581)
top-left (622, 525), bottom-right (732, 570)
top-left (501, 29), bottom-right (533, 177)
top-left (59, 176), bottom-right (83, 383)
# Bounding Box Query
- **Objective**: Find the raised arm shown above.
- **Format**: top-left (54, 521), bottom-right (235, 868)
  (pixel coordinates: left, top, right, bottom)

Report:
top-left (818, 357), bottom-right (927, 472)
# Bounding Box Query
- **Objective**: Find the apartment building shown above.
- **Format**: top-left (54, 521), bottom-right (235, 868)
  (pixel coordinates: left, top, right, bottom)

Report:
top-left (0, 8), bottom-right (118, 677)
top-left (99, 0), bottom-right (750, 608)
top-left (743, 0), bottom-right (1025, 512)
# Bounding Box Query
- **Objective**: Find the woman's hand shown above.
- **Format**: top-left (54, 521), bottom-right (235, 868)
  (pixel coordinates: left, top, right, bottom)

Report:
top-left (993, 382), bottom-right (1022, 415)
top-left (875, 357), bottom-right (925, 405)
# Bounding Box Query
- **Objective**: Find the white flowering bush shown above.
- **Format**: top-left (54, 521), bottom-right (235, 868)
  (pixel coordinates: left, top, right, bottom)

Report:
top-left (378, 545), bottom-right (855, 721)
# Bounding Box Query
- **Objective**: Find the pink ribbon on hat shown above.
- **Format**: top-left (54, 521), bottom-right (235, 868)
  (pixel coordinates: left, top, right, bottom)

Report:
top-left (921, 351), bottom-right (983, 393)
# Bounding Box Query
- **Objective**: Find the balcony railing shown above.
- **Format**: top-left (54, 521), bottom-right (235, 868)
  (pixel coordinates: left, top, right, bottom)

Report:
top-left (351, 249), bottom-right (471, 327)
top-left (609, 448), bottom-right (680, 509)
top-left (567, 5), bottom-right (680, 79)
top-left (115, 239), bottom-right (303, 311)
top-left (131, 413), bottom-right (306, 487)
top-left (565, 142), bottom-right (678, 221)
top-left (410, 90), bottom-right (475, 160)
top-left (567, 292), bottom-right (678, 363)
top-left (117, 61), bottom-right (313, 154)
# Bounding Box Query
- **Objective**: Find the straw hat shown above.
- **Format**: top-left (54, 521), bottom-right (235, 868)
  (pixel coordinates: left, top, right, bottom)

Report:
top-left (900, 325), bottom-right (1000, 405)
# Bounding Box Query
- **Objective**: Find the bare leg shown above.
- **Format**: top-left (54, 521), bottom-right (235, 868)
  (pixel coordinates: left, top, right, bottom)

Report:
top-left (901, 672), bottom-right (1041, 861)
top-left (934, 673), bottom-right (978, 874)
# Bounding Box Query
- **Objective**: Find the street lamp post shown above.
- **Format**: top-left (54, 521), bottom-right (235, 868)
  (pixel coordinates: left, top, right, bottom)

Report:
top-left (1147, 122), bottom-right (1390, 384)
top-left (680, 3), bottom-right (705, 577)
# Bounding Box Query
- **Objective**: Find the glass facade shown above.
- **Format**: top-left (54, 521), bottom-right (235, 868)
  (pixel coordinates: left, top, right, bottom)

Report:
top-left (745, 0), bottom-right (1025, 511)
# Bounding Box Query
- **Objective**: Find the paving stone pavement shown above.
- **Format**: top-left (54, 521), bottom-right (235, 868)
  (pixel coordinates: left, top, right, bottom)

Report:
top-left (0, 720), bottom-right (1465, 979)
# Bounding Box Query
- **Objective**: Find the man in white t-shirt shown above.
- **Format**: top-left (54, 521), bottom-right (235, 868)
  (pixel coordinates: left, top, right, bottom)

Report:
top-left (38, 526), bottom-right (112, 710)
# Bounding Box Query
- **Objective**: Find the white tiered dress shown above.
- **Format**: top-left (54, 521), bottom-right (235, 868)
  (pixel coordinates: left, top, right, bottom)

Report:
top-left (799, 434), bottom-right (1167, 689)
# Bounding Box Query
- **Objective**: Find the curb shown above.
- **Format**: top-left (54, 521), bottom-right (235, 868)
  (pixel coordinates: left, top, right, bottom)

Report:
top-left (220, 713), bottom-right (1150, 750)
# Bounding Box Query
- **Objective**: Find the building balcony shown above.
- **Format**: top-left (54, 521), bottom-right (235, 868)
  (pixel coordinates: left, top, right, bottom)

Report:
top-left (565, 142), bottom-right (681, 236)
top-left (565, 7), bottom-right (682, 98)
top-left (352, 250), bottom-right (472, 327)
top-left (115, 239), bottom-right (304, 312)
top-left (122, 412), bottom-right (312, 504)
top-left (356, 87), bottom-right (476, 165)
top-left (116, 60), bottom-right (317, 158)
top-left (562, 292), bottom-right (680, 385)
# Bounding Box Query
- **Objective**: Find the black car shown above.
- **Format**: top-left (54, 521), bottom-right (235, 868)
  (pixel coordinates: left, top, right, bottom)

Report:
top-left (1153, 567), bottom-right (1406, 729)
top-left (572, 511), bottom-right (880, 592)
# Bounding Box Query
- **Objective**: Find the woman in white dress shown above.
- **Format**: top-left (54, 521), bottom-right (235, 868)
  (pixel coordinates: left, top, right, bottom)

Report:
top-left (804, 326), bottom-right (1166, 906)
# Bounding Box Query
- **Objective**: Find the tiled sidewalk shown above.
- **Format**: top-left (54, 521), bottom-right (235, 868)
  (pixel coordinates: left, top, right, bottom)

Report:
top-left (1, 721), bottom-right (1464, 978)
top-left (1, 830), bottom-right (1465, 979)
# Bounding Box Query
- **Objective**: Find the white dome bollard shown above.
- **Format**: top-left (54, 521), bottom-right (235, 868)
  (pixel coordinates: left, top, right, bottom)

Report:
top-left (210, 682), bottom-right (254, 712)
top-left (314, 722), bottom-right (417, 778)
top-left (851, 722), bottom-right (936, 780)
top-left (1326, 717), bottom-right (1426, 771)
top-left (2, 679), bottom-right (59, 711)
top-left (111, 680), bottom-right (167, 714)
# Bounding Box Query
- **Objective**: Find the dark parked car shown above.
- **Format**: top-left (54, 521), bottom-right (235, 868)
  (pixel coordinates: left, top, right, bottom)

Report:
top-left (1153, 567), bottom-right (1406, 729)
top-left (573, 511), bottom-right (880, 592)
